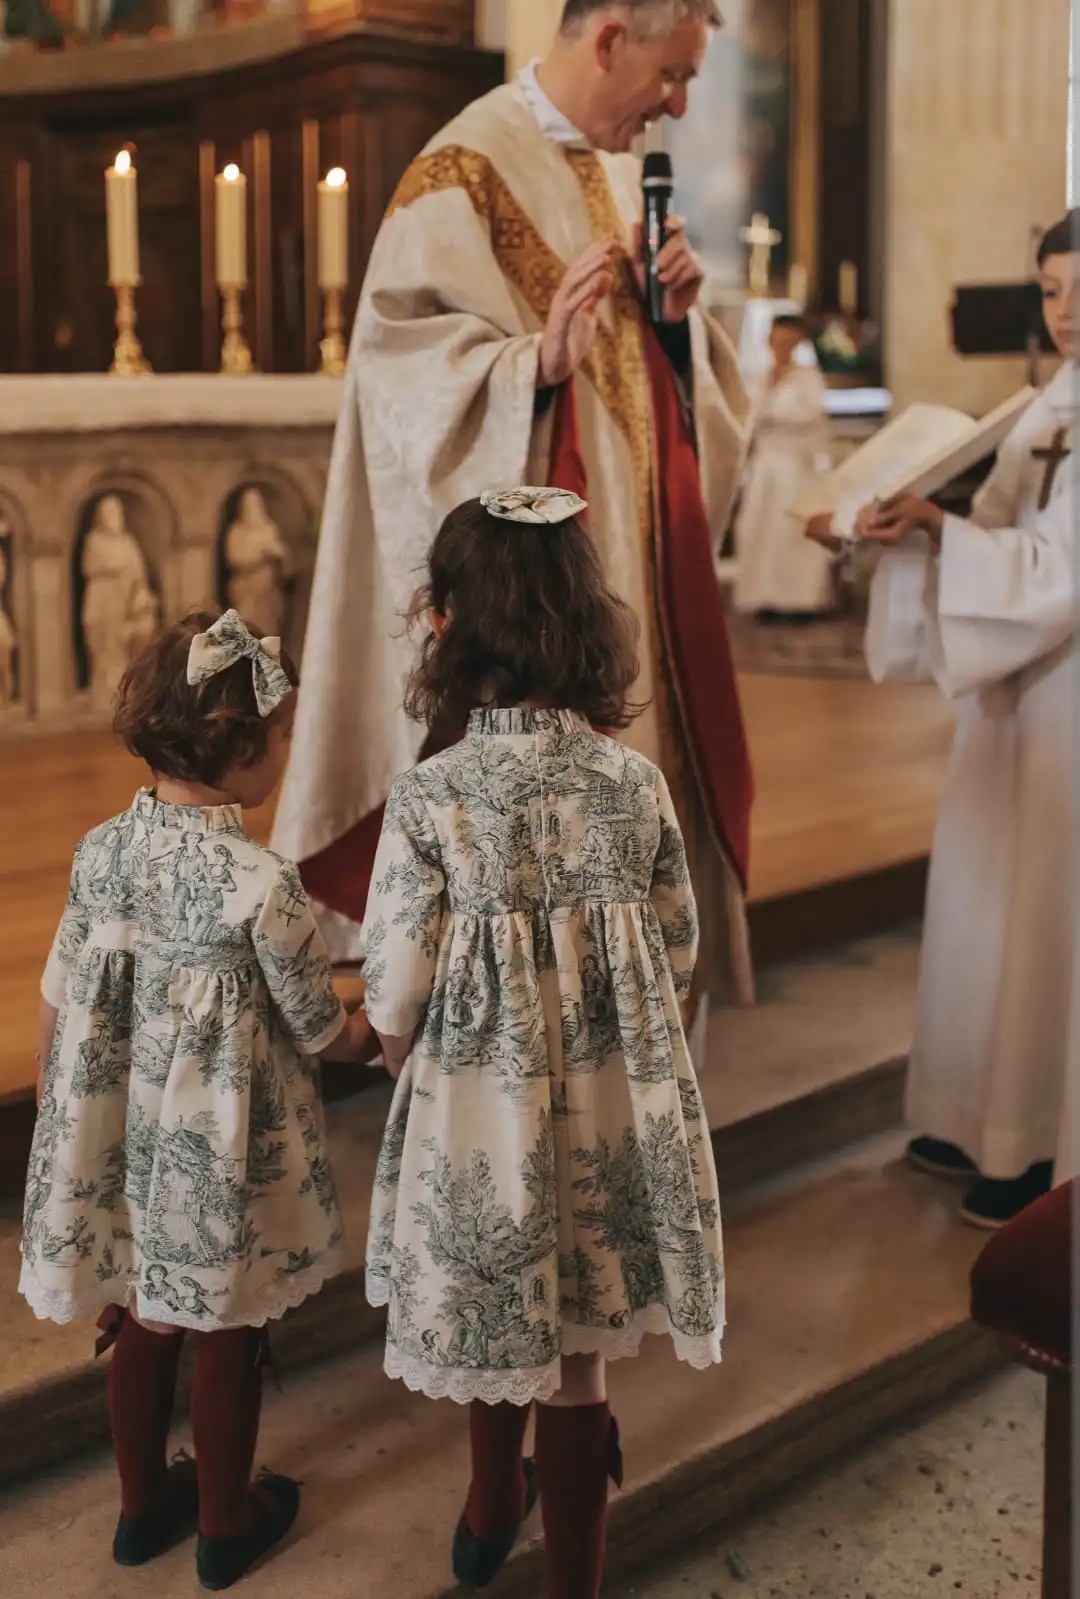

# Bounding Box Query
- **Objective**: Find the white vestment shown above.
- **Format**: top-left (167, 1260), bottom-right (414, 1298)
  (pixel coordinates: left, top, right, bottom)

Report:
top-left (866, 360), bottom-right (1077, 1177)
top-left (272, 74), bottom-right (751, 994)
top-left (733, 365), bottom-right (832, 614)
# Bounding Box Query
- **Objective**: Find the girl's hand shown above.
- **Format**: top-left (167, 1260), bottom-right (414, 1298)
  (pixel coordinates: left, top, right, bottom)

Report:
top-left (323, 1007), bottom-right (379, 1065)
top-left (859, 494), bottom-right (945, 546)
top-left (377, 1031), bottom-right (414, 1081)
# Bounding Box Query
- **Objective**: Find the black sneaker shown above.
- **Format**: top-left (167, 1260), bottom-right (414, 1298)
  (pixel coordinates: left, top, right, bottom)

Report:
top-left (196, 1472), bottom-right (300, 1592)
top-left (906, 1136), bottom-right (978, 1181)
top-left (960, 1163), bottom-right (1055, 1231)
top-left (452, 1459), bottom-right (539, 1590)
top-left (113, 1453), bottom-right (199, 1568)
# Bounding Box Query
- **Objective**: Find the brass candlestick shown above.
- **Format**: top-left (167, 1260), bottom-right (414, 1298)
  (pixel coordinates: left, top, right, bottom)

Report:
top-left (219, 285), bottom-right (254, 375)
top-left (109, 282), bottom-right (152, 375)
top-left (319, 286), bottom-right (347, 375)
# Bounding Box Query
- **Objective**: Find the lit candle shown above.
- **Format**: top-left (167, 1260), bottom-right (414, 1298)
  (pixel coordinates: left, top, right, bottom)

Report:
top-left (318, 166), bottom-right (349, 291)
top-left (105, 149), bottom-right (139, 286)
top-left (839, 259), bottom-right (859, 317)
top-left (788, 262), bottom-right (808, 309)
top-left (215, 163), bottom-right (247, 289)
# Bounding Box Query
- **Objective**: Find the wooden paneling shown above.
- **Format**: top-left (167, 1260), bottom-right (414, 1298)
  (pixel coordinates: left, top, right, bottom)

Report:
top-left (0, 29), bottom-right (502, 373)
top-left (819, 0), bottom-right (871, 312)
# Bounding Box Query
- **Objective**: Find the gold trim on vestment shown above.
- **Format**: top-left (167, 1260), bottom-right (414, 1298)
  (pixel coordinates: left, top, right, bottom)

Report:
top-left (388, 147), bottom-right (650, 508)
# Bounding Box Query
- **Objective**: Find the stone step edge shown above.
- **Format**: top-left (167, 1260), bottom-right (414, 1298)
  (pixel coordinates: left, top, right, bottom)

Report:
top-left (432, 1322), bottom-right (1005, 1599)
top-left (0, 1057), bottom-right (909, 1489)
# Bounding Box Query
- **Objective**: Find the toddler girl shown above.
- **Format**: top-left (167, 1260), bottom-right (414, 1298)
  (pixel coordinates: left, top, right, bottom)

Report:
top-left (20, 609), bottom-right (371, 1591)
top-left (362, 490), bottom-right (726, 1598)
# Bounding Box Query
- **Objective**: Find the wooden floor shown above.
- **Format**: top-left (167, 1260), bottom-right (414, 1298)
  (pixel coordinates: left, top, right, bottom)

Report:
top-left (0, 674), bottom-right (954, 1103)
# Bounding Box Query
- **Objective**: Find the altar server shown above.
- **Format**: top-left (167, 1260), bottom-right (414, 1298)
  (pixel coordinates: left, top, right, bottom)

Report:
top-left (852, 211), bottom-right (1077, 1228)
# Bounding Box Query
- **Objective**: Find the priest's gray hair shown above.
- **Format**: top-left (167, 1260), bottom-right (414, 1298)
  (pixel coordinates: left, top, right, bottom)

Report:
top-left (560, 0), bottom-right (724, 37)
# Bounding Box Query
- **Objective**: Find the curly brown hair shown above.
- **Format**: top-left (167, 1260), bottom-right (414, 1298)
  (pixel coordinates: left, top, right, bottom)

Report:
top-left (113, 611), bottom-right (298, 787)
top-left (404, 498), bottom-right (642, 732)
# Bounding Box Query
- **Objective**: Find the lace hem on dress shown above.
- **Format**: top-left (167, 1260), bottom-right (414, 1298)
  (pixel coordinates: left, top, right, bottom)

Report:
top-left (19, 1244), bottom-right (347, 1335)
top-left (370, 1276), bottom-right (723, 1406)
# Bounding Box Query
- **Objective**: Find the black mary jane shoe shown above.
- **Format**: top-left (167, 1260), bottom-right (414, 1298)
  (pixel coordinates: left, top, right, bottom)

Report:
top-left (113, 1453), bottom-right (200, 1568)
top-left (452, 1459), bottom-right (539, 1590)
top-left (195, 1471), bottom-right (301, 1592)
top-left (906, 1136), bottom-right (978, 1181)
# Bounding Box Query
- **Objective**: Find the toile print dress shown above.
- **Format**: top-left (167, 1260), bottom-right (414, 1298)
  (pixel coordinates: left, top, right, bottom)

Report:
top-left (20, 790), bottom-right (348, 1333)
top-left (363, 709), bottom-right (725, 1406)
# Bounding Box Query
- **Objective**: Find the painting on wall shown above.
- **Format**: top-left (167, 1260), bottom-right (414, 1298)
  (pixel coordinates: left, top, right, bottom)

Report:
top-left (667, 0), bottom-right (794, 290)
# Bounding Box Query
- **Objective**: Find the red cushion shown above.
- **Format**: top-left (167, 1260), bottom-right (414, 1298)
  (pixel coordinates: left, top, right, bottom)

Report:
top-left (970, 1181), bottom-right (1074, 1368)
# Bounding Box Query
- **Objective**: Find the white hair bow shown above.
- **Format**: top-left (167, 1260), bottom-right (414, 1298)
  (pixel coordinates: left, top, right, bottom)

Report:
top-left (187, 610), bottom-right (292, 718)
top-left (480, 487), bottom-right (588, 525)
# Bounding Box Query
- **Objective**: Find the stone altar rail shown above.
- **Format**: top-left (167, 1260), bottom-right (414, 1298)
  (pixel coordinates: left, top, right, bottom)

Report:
top-left (0, 374), bottom-right (342, 734)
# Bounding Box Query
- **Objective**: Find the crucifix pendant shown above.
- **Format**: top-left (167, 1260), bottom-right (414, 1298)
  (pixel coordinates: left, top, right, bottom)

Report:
top-left (1032, 427), bottom-right (1071, 511)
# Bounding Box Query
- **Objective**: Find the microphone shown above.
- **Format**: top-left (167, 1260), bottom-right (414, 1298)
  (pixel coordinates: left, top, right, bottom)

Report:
top-left (642, 150), bottom-right (674, 325)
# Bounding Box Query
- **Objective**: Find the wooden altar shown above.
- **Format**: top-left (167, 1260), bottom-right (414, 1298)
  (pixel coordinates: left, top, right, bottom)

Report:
top-left (0, 18), bottom-right (501, 374)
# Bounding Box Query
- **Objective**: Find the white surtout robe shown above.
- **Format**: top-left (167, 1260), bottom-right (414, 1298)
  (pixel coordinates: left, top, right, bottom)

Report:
top-left (733, 365), bottom-right (832, 614)
top-left (272, 80), bottom-right (751, 990)
top-left (866, 361), bottom-right (1077, 1178)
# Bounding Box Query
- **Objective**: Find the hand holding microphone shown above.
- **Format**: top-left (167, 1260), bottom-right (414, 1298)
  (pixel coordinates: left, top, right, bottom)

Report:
top-left (636, 150), bottom-right (705, 324)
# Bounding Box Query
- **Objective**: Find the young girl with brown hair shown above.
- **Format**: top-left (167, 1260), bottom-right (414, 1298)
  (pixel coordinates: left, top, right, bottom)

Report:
top-left (362, 489), bottom-right (726, 1598)
top-left (20, 609), bottom-right (372, 1591)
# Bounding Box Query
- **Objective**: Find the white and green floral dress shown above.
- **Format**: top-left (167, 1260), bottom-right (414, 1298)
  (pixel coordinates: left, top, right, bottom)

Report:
top-left (363, 709), bottom-right (725, 1405)
top-left (20, 790), bottom-right (348, 1333)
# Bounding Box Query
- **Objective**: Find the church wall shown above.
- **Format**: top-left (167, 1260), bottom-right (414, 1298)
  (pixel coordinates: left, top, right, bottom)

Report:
top-left (491, 0), bottom-right (561, 77)
top-left (884, 0), bottom-right (1071, 414)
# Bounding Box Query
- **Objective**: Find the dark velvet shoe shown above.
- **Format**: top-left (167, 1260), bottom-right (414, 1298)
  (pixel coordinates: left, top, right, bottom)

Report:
top-left (961, 1163), bottom-right (1055, 1231)
top-left (113, 1453), bottom-right (200, 1568)
top-left (906, 1136), bottom-right (978, 1181)
top-left (195, 1472), bottom-right (301, 1592)
top-left (452, 1459), bottom-right (539, 1589)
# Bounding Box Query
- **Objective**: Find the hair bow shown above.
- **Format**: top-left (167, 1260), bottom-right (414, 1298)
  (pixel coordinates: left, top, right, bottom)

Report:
top-left (187, 610), bottom-right (292, 718)
top-left (480, 487), bottom-right (588, 525)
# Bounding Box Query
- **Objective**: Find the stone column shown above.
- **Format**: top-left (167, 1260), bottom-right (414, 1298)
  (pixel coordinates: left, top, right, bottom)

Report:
top-left (480, 0), bottom-right (561, 78)
top-left (884, 0), bottom-right (1071, 412)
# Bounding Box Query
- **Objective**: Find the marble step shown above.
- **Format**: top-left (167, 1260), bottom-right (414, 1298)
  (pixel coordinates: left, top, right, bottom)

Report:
top-left (0, 930), bottom-right (920, 1487)
top-left (0, 1135), bottom-right (1000, 1599)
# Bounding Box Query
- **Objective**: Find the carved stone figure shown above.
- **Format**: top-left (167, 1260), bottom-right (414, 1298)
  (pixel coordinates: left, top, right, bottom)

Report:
top-left (81, 492), bottom-right (160, 707)
top-left (224, 486), bottom-right (294, 639)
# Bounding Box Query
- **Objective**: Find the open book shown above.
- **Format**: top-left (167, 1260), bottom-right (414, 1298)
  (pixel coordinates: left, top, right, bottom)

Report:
top-left (790, 387), bottom-right (1036, 529)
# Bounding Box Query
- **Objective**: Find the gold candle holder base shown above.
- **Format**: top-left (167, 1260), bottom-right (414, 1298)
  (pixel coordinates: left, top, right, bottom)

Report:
top-left (220, 285), bottom-right (255, 375)
top-left (319, 286), bottom-right (347, 375)
top-left (109, 282), bottom-right (152, 376)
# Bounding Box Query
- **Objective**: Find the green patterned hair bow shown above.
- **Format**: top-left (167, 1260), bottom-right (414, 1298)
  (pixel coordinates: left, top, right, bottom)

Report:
top-left (480, 487), bottom-right (588, 525)
top-left (187, 610), bottom-right (292, 718)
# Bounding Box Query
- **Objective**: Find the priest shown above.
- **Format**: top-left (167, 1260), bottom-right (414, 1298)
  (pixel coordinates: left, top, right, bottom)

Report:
top-left (840, 210), bottom-right (1077, 1230)
top-left (273, 0), bottom-right (754, 1013)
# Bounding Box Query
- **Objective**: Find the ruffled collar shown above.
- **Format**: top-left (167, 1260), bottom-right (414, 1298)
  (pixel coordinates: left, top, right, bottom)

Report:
top-left (467, 708), bottom-right (589, 738)
top-left (134, 788), bottom-right (245, 836)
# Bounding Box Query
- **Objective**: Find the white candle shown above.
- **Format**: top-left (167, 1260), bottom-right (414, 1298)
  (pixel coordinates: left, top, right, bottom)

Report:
top-left (215, 164), bottom-right (247, 289)
top-left (105, 150), bottom-right (139, 286)
top-left (839, 259), bottom-right (859, 316)
top-left (318, 167), bottom-right (349, 291)
top-left (788, 262), bottom-right (808, 309)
